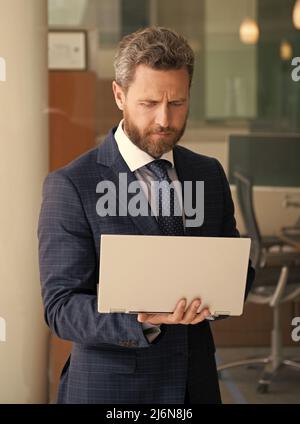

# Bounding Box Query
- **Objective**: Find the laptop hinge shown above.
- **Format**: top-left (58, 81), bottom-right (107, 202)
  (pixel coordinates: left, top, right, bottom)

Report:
top-left (109, 308), bottom-right (126, 313)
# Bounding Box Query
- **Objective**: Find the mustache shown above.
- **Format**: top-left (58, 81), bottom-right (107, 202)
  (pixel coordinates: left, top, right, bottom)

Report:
top-left (148, 126), bottom-right (177, 134)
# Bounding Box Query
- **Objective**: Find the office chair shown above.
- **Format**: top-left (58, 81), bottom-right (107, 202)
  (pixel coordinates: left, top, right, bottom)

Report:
top-left (217, 171), bottom-right (300, 394)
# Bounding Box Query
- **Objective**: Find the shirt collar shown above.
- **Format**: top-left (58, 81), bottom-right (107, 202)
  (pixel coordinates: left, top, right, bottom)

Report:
top-left (114, 120), bottom-right (174, 172)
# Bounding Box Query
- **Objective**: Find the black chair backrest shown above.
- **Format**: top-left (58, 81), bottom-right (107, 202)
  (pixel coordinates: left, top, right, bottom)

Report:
top-left (234, 171), bottom-right (262, 268)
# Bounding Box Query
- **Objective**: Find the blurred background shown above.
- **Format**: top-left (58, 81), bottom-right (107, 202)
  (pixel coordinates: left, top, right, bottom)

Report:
top-left (0, 0), bottom-right (300, 404)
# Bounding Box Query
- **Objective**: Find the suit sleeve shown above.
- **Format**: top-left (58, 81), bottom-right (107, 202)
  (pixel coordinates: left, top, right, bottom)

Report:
top-left (215, 159), bottom-right (255, 302)
top-left (38, 171), bottom-right (150, 348)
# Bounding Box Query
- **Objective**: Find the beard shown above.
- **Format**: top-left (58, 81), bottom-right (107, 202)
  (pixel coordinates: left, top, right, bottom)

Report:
top-left (123, 108), bottom-right (188, 159)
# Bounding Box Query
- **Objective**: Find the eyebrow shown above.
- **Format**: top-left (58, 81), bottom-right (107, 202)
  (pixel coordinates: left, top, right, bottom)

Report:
top-left (138, 98), bottom-right (187, 103)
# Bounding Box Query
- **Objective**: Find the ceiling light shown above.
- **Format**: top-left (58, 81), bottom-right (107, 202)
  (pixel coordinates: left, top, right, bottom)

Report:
top-left (239, 18), bottom-right (260, 45)
top-left (293, 0), bottom-right (300, 29)
top-left (280, 40), bottom-right (293, 61)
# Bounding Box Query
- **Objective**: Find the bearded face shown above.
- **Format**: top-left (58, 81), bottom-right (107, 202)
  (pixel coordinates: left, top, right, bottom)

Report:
top-left (113, 65), bottom-right (190, 158)
top-left (123, 106), bottom-right (188, 158)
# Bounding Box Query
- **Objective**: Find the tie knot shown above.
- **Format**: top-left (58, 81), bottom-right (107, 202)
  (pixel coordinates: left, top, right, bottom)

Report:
top-left (146, 159), bottom-right (172, 181)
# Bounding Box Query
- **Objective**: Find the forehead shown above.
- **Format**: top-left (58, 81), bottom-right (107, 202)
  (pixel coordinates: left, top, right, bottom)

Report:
top-left (128, 64), bottom-right (189, 98)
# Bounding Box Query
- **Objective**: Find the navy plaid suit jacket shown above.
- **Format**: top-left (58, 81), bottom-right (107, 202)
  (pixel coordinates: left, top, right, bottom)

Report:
top-left (38, 128), bottom-right (254, 404)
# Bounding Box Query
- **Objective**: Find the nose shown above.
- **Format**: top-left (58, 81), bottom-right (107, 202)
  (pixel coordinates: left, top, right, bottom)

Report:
top-left (155, 103), bottom-right (169, 129)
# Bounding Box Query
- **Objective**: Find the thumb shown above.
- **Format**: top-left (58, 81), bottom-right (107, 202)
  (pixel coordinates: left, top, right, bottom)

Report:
top-left (137, 313), bottom-right (147, 322)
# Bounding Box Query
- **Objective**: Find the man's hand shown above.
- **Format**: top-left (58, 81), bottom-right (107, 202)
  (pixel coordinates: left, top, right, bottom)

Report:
top-left (137, 298), bottom-right (211, 325)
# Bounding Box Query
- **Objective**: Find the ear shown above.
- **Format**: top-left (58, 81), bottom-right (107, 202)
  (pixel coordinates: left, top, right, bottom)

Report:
top-left (112, 81), bottom-right (126, 111)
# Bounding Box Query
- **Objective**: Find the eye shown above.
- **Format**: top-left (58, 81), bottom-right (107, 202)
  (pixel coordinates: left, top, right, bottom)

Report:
top-left (140, 101), bottom-right (156, 108)
top-left (170, 101), bottom-right (184, 107)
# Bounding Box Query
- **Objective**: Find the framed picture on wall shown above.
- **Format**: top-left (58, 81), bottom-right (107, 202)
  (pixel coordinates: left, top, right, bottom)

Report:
top-left (48, 30), bottom-right (87, 70)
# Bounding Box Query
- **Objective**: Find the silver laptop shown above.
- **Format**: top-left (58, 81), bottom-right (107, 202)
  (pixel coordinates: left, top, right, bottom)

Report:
top-left (98, 234), bottom-right (251, 316)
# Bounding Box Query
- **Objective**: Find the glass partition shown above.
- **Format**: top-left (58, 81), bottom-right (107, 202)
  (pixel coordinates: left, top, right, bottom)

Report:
top-left (48, 0), bottom-right (300, 132)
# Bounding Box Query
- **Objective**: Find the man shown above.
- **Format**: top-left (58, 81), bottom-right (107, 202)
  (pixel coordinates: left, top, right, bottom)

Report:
top-left (38, 27), bottom-right (255, 404)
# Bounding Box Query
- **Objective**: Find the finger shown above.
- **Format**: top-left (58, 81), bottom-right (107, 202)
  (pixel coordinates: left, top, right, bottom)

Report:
top-left (137, 313), bottom-right (160, 323)
top-left (180, 298), bottom-right (201, 324)
top-left (138, 312), bottom-right (168, 325)
top-left (137, 313), bottom-right (149, 322)
top-left (190, 308), bottom-right (211, 325)
top-left (170, 298), bottom-right (187, 323)
top-left (138, 299), bottom-right (187, 325)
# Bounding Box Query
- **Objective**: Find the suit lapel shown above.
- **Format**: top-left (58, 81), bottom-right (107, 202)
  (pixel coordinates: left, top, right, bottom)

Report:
top-left (96, 130), bottom-right (161, 236)
top-left (173, 146), bottom-right (204, 237)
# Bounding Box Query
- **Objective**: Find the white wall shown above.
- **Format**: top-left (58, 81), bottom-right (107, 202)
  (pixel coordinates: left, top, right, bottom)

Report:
top-left (0, 0), bottom-right (49, 403)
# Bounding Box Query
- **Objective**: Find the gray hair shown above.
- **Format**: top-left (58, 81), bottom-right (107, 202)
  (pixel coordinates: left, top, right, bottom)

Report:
top-left (114, 26), bottom-right (194, 91)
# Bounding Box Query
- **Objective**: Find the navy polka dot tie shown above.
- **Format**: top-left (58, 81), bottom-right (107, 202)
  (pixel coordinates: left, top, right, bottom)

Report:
top-left (146, 160), bottom-right (185, 236)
